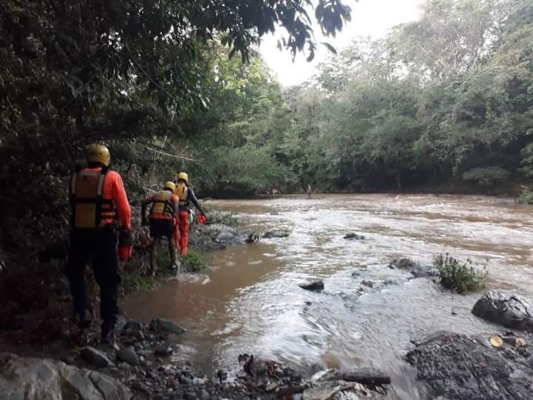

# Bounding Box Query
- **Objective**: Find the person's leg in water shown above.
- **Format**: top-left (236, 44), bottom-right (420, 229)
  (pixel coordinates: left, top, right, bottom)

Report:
top-left (164, 219), bottom-right (177, 271)
top-left (174, 219), bottom-right (180, 254)
top-left (178, 210), bottom-right (190, 257)
top-left (91, 228), bottom-right (121, 344)
top-left (149, 219), bottom-right (164, 276)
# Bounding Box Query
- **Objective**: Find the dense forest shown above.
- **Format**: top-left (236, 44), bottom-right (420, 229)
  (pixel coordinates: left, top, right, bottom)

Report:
top-left (1, 0), bottom-right (532, 262)
top-left (184, 0), bottom-right (533, 196)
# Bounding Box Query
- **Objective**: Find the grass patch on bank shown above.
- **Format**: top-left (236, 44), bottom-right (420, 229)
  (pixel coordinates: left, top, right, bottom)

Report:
top-left (182, 250), bottom-right (209, 272)
top-left (434, 253), bottom-right (487, 294)
top-left (119, 270), bottom-right (159, 296)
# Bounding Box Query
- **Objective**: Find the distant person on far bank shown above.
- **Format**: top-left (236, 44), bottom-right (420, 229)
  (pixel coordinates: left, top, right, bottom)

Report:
top-left (307, 184), bottom-right (313, 199)
top-left (174, 172), bottom-right (206, 257)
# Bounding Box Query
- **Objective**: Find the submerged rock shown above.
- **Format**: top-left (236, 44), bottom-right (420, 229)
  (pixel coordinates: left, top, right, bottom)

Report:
top-left (344, 233), bottom-right (365, 240)
top-left (245, 232), bottom-right (260, 243)
top-left (263, 230), bottom-right (290, 239)
top-left (406, 332), bottom-right (533, 400)
top-left (299, 281), bottom-right (325, 292)
top-left (150, 318), bottom-right (187, 335)
top-left (388, 258), bottom-right (436, 278)
top-left (472, 290), bottom-right (533, 330)
top-left (0, 352), bottom-right (131, 399)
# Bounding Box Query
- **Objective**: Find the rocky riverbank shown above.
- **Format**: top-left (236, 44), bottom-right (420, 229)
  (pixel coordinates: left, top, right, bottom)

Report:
top-left (0, 315), bottom-right (393, 400)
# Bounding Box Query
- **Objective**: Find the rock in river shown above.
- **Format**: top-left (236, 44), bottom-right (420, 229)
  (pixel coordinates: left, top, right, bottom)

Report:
top-left (154, 343), bottom-right (174, 356)
top-left (406, 332), bottom-right (533, 400)
top-left (344, 233), bottom-right (365, 240)
top-left (0, 352), bottom-right (132, 399)
top-left (150, 318), bottom-right (187, 335)
top-left (263, 230), bottom-right (290, 239)
top-left (299, 281), bottom-right (324, 292)
top-left (472, 290), bottom-right (533, 330)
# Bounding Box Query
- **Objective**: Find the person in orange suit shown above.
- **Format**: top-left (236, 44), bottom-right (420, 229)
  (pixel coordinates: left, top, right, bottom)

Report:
top-left (66, 144), bottom-right (132, 344)
top-left (141, 181), bottom-right (180, 275)
top-left (174, 172), bottom-right (205, 257)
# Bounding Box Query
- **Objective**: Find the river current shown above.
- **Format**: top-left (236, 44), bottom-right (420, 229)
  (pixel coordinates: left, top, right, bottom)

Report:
top-left (123, 194), bottom-right (533, 395)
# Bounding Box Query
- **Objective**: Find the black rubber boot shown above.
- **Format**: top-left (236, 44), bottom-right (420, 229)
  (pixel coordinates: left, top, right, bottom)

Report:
top-left (77, 309), bottom-right (92, 329)
top-left (100, 323), bottom-right (115, 345)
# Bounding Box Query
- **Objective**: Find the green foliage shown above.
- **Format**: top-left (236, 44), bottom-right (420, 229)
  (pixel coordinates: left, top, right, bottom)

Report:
top-left (182, 250), bottom-right (209, 273)
top-left (251, 0), bottom-right (533, 194)
top-left (120, 271), bottom-right (159, 296)
top-left (462, 167), bottom-right (510, 186)
top-left (434, 253), bottom-right (488, 294)
top-left (516, 188), bottom-right (533, 204)
top-left (205, 211), bottom-right (240, 227)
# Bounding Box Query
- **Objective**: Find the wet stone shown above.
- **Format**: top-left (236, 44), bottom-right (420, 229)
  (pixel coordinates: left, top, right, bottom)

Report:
top-left (154, 343), bottom-right (174, 357)
top-left (179, 376), bottom-right (192, 385)
top-left (344, 233), bottom-right (365, 240)
top-left (217, 369), bottom-right (228, 381)
top-left (192, 377), bottom-right (205, 385)
top-left (131, 381), bottom-right (151, 393)
top-left (80, 346), bottom-right (112, 368)
top-left (299, 281), bottom-right (324, 292)
top-left (117, 347), bottom-right (140, 366)
top-left (150, 318), bottom-right (187, 335)
top-left (124, 320), bottom-right (143, 331)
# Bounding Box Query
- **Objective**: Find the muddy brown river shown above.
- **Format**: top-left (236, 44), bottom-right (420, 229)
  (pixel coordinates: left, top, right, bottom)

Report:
top-left (123, 194), bottom-right (533, 390)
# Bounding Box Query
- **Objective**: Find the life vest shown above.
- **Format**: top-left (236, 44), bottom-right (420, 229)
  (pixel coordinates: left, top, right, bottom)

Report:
top-left (70, 169), bottom-right (116, 229)
top-left (150, 190), bottom-right (174, 219)
top-left (175, 182), bottom-right (189, 207)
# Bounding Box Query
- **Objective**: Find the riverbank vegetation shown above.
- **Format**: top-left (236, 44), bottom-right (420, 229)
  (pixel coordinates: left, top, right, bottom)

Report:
top-left (435, 253), bottom-right (488, 294)
top-left (193, 0), bottom-right (532, 196)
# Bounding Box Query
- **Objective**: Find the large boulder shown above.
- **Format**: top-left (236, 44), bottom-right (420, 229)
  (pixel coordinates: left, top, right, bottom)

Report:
top-left (406, 332), bottom-right (533, 400)
top-left (0, 352), bottom-right (132, 400)
top-left (472, 290), bottom-right (533, 330)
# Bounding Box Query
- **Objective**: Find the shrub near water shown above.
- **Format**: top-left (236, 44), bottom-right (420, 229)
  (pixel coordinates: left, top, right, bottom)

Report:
top-left (182, 250), bottom-right (209, 272)
top-left (434, 253), bottom-right (488, 294)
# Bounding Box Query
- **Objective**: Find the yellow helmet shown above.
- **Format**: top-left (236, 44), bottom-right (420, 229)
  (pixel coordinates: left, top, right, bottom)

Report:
top-left (177, 172), bottom-right (188, 184)
top-left (164, 181), bottom-right (176, 192)
top-left (86, 143), bottom-right (111, 166)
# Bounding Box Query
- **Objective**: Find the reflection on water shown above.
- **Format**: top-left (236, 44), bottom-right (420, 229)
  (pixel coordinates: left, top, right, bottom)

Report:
top-left (123, 194), bottom-right (533, 391)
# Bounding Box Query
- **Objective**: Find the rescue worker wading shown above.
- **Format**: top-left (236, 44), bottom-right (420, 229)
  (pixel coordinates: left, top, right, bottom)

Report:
top-left (175, 172), bottom-right (205, 257)
top-left (66, 144), bottom-right (132, 344)
top-left (141, 181), bottom-right (179, 275)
